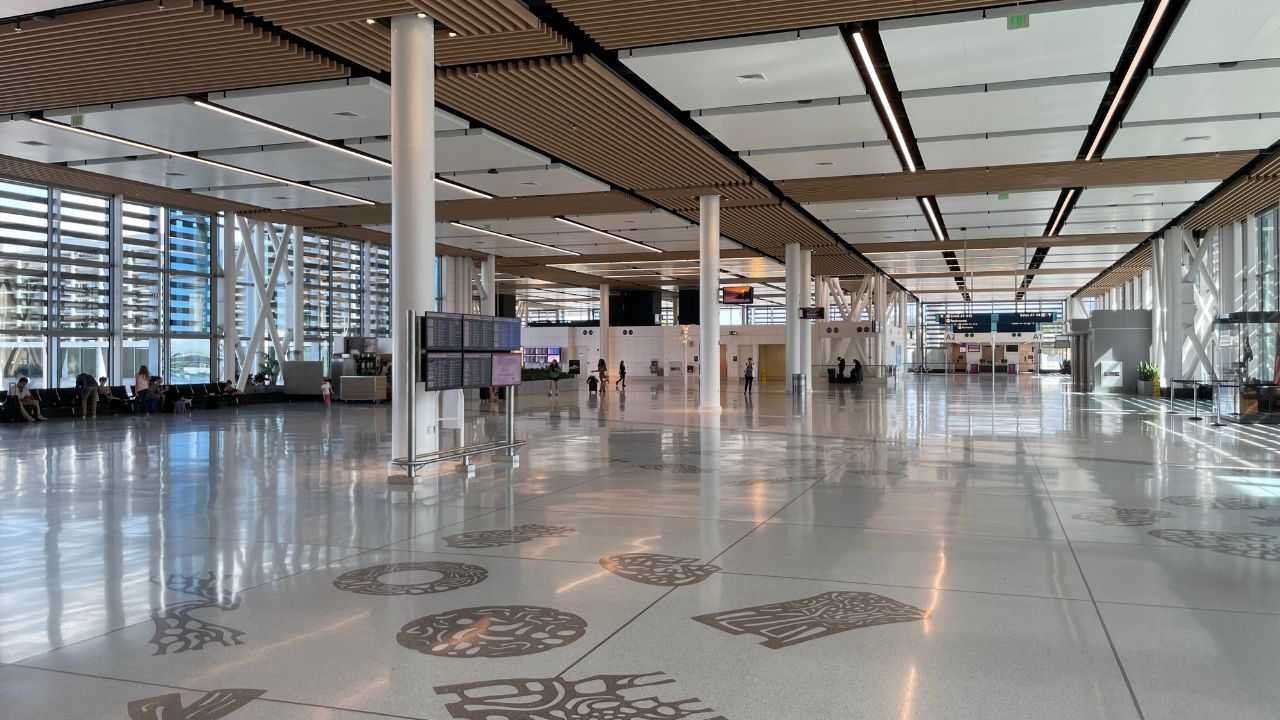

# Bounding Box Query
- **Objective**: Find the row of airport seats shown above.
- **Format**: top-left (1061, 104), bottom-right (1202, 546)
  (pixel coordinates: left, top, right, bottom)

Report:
top-left (0, 383), bottom-right (287, 422)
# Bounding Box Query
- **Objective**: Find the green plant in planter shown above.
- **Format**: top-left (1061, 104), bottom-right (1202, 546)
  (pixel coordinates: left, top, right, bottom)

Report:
top-left (260, 349), bottom-right (280, 384)
top-left (1137, 361), bottom-right (1159, 382)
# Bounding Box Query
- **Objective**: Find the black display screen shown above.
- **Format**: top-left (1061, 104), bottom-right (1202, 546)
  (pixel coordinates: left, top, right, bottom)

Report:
top-left (423, 313), bottom-right (463, 351)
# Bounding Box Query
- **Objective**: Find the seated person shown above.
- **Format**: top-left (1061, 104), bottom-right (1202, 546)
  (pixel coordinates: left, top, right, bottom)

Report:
top-left (13, 376), bottom-right (46, 422)
top-left (143, 375), bottom-right (166, 414)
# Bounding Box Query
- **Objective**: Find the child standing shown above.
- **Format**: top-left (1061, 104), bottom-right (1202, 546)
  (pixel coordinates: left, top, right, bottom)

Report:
top-left (321, 377), bottom-right (333, 407)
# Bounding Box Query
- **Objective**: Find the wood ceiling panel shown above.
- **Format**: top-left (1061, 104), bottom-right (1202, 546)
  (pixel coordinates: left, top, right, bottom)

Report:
top-left (855, 233), bottom-right (1147, 253)
top-left (231, 0), bottom-right (538, 34)
top-left (291, 191), bottom-right (653, 227)
top-left (548, 0), bottom-right (1028, 49)
top-left (0, 1), bottom-right (348, 115)
top-left (778, 153), bottom-right (1257, 204)
top-left (290, 20), bottom-right (571, 72)
top-left (1184, 150), bottom-right (1280, 231)
top-left (1076, 242), bottom-right (1154, 296)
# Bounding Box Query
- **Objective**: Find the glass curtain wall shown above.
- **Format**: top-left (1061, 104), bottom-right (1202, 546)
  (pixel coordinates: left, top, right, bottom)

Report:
top-left (0, 175), bottom-right (394, 390)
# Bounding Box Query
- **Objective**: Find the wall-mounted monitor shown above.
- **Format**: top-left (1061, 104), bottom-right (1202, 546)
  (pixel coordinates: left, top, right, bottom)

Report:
top-left (721, 286), bottom-right (755, 305)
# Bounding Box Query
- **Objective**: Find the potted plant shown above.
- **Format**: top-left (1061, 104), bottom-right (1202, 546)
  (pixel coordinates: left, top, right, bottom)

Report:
top-left (1137, 361), bottom-right (1158, 396)
top-left (260, 348), bottom-right (280, 386)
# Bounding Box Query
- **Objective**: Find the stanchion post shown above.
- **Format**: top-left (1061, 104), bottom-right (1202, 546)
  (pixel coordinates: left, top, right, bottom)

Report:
top-left (505, 385), bottom-right (517, 458)
top-left (1189, 381), bottom-right (1202, 421)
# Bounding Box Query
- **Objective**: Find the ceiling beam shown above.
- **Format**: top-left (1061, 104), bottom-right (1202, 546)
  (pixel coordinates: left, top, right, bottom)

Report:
top-left (856, 233), bottom-right (1147, 254)
top-left (777, 152), bottom-right (1257, 203)
top-left (895, 267), bottom-right (1111, 280)
top-left (910, 286), bottom-right (1080, 294)
top-left (497, 248), bottom-right (762, 268)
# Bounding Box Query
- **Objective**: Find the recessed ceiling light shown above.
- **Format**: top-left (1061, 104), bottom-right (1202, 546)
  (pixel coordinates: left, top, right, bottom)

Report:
top-left (1183, 135), bottom-right (1211, 142)
top-left (1132, 192), bottom-right (1155, 198)
top-left (18, 140), bottom-right (48, 146)
top-left (365, 18), bottom-right (376, 24)
top-left (735, 73), bottom-right (767, 84)
top-left (448, 31), bottom-right (458, 38)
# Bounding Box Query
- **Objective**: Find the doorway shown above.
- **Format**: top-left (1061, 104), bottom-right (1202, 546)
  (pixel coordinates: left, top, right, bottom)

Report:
top-left (758, 344), bottom-right (785, 382)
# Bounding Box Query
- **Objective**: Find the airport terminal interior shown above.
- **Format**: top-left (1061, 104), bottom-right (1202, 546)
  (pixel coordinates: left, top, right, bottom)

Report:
top-left (2, 0), bottom-right (1280, 718)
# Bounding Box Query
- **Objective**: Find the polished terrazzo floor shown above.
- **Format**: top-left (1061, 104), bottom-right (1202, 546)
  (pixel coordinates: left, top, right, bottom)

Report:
top-left (2, 375), bottom-right (1280, 719)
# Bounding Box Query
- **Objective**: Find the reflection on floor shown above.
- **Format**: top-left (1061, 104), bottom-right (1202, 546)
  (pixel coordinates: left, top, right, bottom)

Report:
top-left (2, 375), bottom-right (1280, 719)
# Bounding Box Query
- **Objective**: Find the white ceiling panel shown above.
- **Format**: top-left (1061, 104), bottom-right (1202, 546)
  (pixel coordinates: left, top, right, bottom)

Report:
top-left (881, 1), bottom-right (1142, 91)
top-left (693, 97), bottom-right (883, 151)
top-left (205, 143), bottom-right (387, 182)
top-left (0, 118), bottom-right (156, 163)
top-left (803, 198), bottom-right (921, 220)
top-left (444, 164), bottom-right (608, 197)
top-left (946, 209), bottom-right (1054, 228)
top-left (825, 214), bottom-right (929, 233)
top-left (70, 155), bottom-right (267, 190)
top-left (1155, 0), bottom-right (1280, 67)
top-left (212, 77), bottom-right (468, 139)
top-left (441, 218), bottom-right (575, 238)
top-left (317, 177), bottom-right (478, 202)
top-left (1105, 115), bottom-right (1280, 158)
top-left (1065, 203), bottom-right (1181, 223)
top-left (844, 229), bottom-right (938, 243)
top-left (1126, 64), bottom-right (1280, 123)
top-left (624, 227), bottom-right (701, 244)
top-left (949, 225), bottom-right (1048, 240)
top-left (621, 27), bottom-right (862, 110)
top-left (1, 1), bottom-right (98, 16)
top-left (194, 183), bottom-right (354, 209)
top-left (569, 210), bottom-right (690, 231)
top-left (904, 78), bottom-right (1108, 137)
top-left (937, 190), bottom-right (1061, 213)
top-left (1076, 181), bottom-right (1219, 207)
top-left (45, 98), bottom-right (295, 152)
top-left (351, 129), bottom-right (549, 172)
top-left (1060, 218), bottom-right (1165, 234)
top-left (920, 129), bottom-right (1086, 169)
top-left (742, 143), bottom-right (903, 180)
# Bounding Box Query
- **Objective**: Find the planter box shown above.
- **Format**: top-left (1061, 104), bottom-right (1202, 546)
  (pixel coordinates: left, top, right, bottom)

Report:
top-left (1136, 379), bottom-right (1154, 396)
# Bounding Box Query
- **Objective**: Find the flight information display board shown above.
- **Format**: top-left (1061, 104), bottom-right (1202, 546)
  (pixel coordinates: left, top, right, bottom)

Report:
top-left (936, 312), bottom-right (1055, 333)
top-left (491, 353), bottom-right (522, 386)
top-left (463, 316), bottom-right (495, 351)
top-left (494, 317), bottom-right (522, 351)
top-left (462, 354), bottom-right (493, 388)
top-left (423, 353), bottom-right (462, 391)
top-left (423, 313), bottom-right (464, 351)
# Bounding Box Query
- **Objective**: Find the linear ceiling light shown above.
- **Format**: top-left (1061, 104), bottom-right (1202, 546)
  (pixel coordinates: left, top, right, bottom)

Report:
top-left (194, 100), bottom-right (495, 200)
top-left (1084, 0), bottom-right (1171, 160)
top-left (1046, 188), bottom-right (1077, 237)
top-left (921, 197), bottom-right (946, 241)
top-left (450, 221), bottom-right (581, 255)
top-left (30, 117), bottom-right (376, 206)
top-left (851, 32), bottom-right (915, 173)
top-left (553, 217), bottom-right (661, 253)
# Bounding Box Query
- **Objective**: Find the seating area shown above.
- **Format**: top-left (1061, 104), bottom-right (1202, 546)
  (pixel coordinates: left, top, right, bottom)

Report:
top-left (0, 383), bottom-right (288, 422)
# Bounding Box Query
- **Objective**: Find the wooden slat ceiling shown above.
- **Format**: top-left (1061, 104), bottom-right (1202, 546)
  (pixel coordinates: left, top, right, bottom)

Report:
top-left (0, 1), bottom-right (349, 115)
top-left (547, 0), bottom-right (1037, 49)
top-left (1183, 151), bottom-right (1280, 231)
top-left (778, 152), bottom-right (1257, 204)
top-left (231, 0), bottom-right (570, 70)
top-left (293, 191), bottom-right (654, 228)
top-left (1077, 242), bottom-right (1154, 296)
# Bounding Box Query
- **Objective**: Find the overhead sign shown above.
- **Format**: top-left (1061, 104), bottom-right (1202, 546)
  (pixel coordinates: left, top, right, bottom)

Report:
top-left (935, 312), bottom-right (1055, 333)
top-left (799, 307), bottom-right (826, 320)
top-left (721, 286), bottom-right (755, 305)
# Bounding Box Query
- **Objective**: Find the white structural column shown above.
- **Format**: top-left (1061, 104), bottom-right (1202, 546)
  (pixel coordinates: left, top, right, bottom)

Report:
top-left (875, 275), bottom-right (889, 366)
top-left (109, 194), bottom-right (125, 382)
top-left (800, 249), bottom-right (812, 384)
top-left (480, 254), bottom-right (497, 316)
top-left (220, 211), bottom-right (236, 382)
top-left (785, 243), bottom-right (803, 386)
top-left (442, 255), bottom-right (470, 426)
top-left (699, 194), bottom-right (721, 408)
top-left (815, 274), bottom-right (830, 365)
top-left (390, 12), bottom-right (437, 460)
top-left (291, 225), bottom-right (305, 359)
top-left (598, 283), bottom-right (610, 373)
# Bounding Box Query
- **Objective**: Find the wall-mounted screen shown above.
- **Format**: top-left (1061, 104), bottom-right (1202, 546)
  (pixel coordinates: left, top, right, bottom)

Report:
top-left (423, 313), bottom-right (463, 351)
top-left (721, 286), bottom-right (755, 305)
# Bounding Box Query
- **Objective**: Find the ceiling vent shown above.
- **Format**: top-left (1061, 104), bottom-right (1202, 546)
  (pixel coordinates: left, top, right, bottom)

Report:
top-left (735, 73), bottom-right (767, 84)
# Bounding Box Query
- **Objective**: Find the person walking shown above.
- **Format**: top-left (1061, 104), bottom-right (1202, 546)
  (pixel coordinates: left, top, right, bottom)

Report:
top-left (744, 358), bottom-right (755, 394)
top-left (76, 371), bottom-right (98, 418)
top-left (615, 360), bottom-right (627, 390)
top-left (547, 359), bottom-right (562, 398)
top-left (320, 377), bottom-right (333, 407)
top-left (134, 365), bottom-right (151, 412)
top-left (597, 358), bottom-right (609, 394)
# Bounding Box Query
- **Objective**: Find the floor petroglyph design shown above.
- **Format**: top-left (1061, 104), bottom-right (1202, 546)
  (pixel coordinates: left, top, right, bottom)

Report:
top-left (1149, 529), bottom-right (1280, 560)
top-left (398, 605), bottom-right (588, 658)
top-left (148, 573), bottom-right (245, 656)
top-left (434, 672), bottom-right (727, 720)
top-left (127, 689), bottom-right (265, 719)
top-left (693, 591), bottom-right (926, 649)
top-left (443, 524), bottom-right (577, 548)
top-left (1072, 507), bottom-right (1175, 526)
top-left (600, 553), bottom-right (721, 586)
top-left (333, 561), bottom-right (488, 595)
top-left (1162, 496), bottom-right (1275, 510)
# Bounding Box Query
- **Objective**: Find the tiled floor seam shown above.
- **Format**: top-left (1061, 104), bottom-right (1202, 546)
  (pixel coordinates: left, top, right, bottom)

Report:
top-left (1031, 455), bottom-right (1149, 720)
